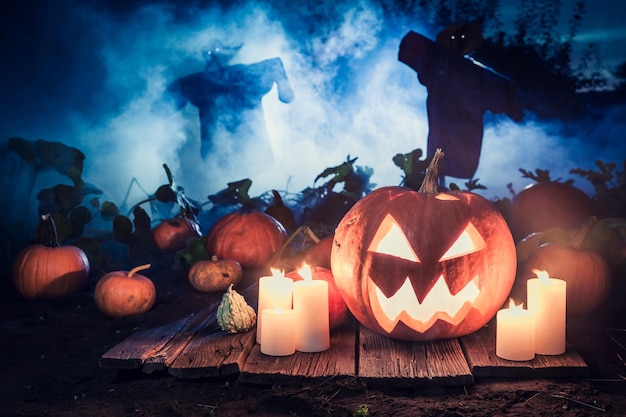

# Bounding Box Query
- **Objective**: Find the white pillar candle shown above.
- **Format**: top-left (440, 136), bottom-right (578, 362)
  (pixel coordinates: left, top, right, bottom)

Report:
top-left (293, 264), bottom-right (330, 353)
top-left (260, 308), bottom-right (296, 356)
top-left (527, 270), bottom-right (567, 355)
top-left (256, 269), bottom-right (294, 344)
top-left (496, 300), bottom-right (535, 361)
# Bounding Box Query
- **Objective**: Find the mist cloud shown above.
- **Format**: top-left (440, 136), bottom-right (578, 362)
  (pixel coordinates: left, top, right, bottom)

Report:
top-left (1, 0), bottom-right (624, 218)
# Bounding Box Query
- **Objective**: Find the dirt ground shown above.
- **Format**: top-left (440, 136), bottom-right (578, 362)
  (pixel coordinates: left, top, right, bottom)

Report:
top-left (2, 268), bottom-right (626, 417)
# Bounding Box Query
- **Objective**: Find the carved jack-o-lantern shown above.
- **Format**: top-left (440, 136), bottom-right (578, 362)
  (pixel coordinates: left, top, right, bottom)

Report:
top-left (331, 151), bottom-right (516, 341)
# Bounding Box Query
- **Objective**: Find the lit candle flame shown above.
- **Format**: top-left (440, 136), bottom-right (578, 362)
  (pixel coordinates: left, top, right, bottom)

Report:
top-left (508, 298), bottom-right (524, 311)
top-left (532, 269), bottom-right (550, 283)
top-left (298, 263), bottom-right (312, 282)
top-left (270, 267), bottom-right (285, 278)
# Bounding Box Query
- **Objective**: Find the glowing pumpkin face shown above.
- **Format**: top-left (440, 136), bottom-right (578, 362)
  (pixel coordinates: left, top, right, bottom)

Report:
top-left (331, 186), bottom-right (516, 341)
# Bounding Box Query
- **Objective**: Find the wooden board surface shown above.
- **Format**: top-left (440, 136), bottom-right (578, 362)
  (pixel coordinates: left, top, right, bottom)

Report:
top-left (460, 323), bottom-right (590, 379)
top-left (358, 327), bottom-right (474, 387)
top-left (100, 283), bottom-right (589, 386)
top-left (239, 321), bottom-right (357, 385)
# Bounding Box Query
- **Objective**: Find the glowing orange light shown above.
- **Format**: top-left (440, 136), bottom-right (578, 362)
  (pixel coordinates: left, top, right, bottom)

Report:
top-left (507, 298), bottom-right (525, 313)
top-left (270, 267), bottom-right (285, 278)
top-left (297, 263), bottom-right (312, 282)
top-left (532, 269), bottom-right (550, 284)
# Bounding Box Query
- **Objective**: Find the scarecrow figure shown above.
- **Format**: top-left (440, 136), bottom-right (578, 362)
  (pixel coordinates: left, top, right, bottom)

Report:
top-left (398, 23), bottom-right (524, 185)
top-left (156, 40), bottom-right (294, 163)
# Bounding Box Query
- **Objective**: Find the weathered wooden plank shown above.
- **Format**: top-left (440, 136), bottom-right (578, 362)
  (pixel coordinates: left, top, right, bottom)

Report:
top-left (99, 280), bottom-right (257, 372)
top-left (99, 313), bottom-right (199, 370)
top-left (460, 323), bottom-right (590, 379)
top-left (141, 307), bottom-right (220, 374)
top-left (168, 324), bottom-right (256, 379)
top-left (357, 327), bottom-right (473, 387)
top-left (238, 322), bottom-right (357, 385)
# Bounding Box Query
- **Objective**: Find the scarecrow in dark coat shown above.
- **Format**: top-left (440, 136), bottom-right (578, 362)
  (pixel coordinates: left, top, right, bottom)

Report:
top-left (156, 41), bottom-right (294, 163)
top-left (398, 23), bottom-right (524, 184)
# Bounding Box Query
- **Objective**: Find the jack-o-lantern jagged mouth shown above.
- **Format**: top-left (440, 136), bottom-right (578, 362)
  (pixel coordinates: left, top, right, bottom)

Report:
top-left (369, 274), bottom-right (482, 334)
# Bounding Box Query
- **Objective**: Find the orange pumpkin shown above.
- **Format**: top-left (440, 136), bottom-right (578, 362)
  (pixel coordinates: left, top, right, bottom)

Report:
top-left (509, 181), bottom-right (596, 241)
top-left (152, 216), bottom-right (201, 253)
top-left (304, 235), bottom-right (333, 269)
top-left (331, 150), bottom-right (516, 341)
top-left (516, 223), bottom-right (612, 315)
top-left (13, 214), bottom-right (90, 299)
top-left (286, 266), bottom-right (349, 329)
top-left (188, 256), bottom-right (243, 293)
top-left (94, 264), bottom-right (156, 317)
top-left (206, 211), bottom-right (287, 269)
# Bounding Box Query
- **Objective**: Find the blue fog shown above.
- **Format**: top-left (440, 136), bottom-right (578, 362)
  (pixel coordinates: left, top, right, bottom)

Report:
top-left (1, 1), bottom-right (624, 226)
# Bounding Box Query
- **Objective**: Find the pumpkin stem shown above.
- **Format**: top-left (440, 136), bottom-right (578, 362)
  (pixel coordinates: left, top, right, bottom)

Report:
top-left (42, 213), bottom-right (61, 248)
top-left (128, 263), bottom-right (151, 278)
top-left (271, 189), bottom-right (284, 206)
top-left (571, 216), bottom-right (598, 249)
top-left (418, 148), bottom-right (444, 194)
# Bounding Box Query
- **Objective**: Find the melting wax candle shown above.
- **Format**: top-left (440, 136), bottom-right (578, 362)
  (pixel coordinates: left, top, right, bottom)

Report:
top-left (527, 270), bottom-right (566, 355)
top-left (293, 264), bottom-right (330, 352)
top-left (256, 268), bottom-right (293, 344)
top-left (496, 299), bottom-right (535, 361)
top-left (260, 308), bottom-right (296, 356)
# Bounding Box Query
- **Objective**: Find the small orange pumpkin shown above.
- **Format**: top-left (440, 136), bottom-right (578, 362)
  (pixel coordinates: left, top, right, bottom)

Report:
top-left (188, 256), bottom-right (243, 293)
top-left (13, 214), bottom-right (90, 299)
top-left (206, 211), bottom-right (287, 269)
top-left (303, 235), bottom-right (333, 269)
top-left (509, 181), bottom-right (596, 241)
top-left (152, 216), bottom-right (201, 253)
top-left (516, 221), bottom-right (612, 315)
top-left (94, 264), bottom-right (156, 317)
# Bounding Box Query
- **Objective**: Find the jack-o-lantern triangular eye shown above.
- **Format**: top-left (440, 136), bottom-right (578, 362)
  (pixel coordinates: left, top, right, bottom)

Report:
top-left (439, 222), bottom-right (486, 261)
top-left (368, 214), bottom-right (420, 262)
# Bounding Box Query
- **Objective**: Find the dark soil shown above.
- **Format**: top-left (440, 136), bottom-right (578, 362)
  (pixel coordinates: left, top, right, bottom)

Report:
top-left (2, 269), bottom-right (626, 417)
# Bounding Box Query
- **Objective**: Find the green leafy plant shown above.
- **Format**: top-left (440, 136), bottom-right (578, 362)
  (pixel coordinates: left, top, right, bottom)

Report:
top-left (393, 148), bottom-right (430, 190)
top-left (7, 138), bottom-right (118, 238)
top-left (571, 159), bottom-right (626, 217)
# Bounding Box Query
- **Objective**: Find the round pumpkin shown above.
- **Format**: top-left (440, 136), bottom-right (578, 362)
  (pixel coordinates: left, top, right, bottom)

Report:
top-left (13, 214), bottom-right (90, 299)
top-left (331, 150), bottom-right (516, 341)
top-left (509, 181), bottom-right (596, 241)
top-left (517, 243), bottom-right (611, 316)
top-left (188, 256), bottom-right (243, 293)
top-left (286, 266), bottom-right (349, 329)
top-left (94, 264), bottom-right (156, 318)
top-left (152, 216), bottom-right (201, 253)
top-left (206, 211), bottom-right (287, 269)
top-left (304, 235), bottom-right (333, 269)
